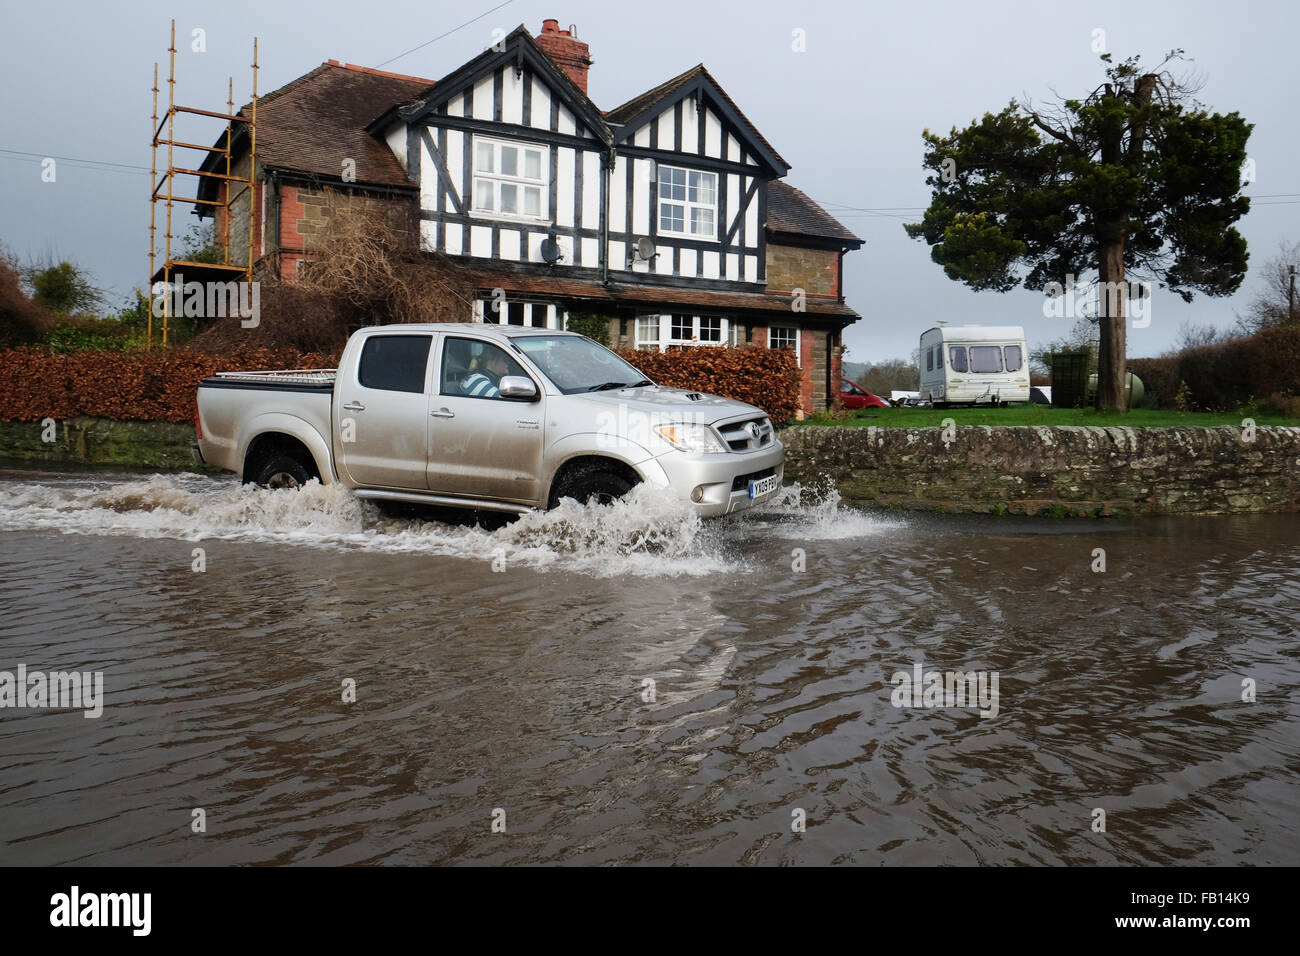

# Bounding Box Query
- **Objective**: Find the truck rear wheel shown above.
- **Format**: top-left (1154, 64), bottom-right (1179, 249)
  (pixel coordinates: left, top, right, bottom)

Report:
top-left (252, 453), bottom-right (311, 490)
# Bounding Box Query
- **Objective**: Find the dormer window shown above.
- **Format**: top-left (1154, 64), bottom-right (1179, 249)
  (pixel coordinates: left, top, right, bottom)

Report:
top-left (472, 136), bottom-right (548, 220)
top-left (658, 165), bottom-right (716, 239)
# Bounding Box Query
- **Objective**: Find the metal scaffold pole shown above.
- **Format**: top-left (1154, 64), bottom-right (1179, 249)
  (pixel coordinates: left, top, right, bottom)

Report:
top-left (148, 18), bottom-right (259, 347)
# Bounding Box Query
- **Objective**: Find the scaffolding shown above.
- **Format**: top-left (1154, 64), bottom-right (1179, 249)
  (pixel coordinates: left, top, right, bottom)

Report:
top-left (149, 19), bottom-right (258, 346)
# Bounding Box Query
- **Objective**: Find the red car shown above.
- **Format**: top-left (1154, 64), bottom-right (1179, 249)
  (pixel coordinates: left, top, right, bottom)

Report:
top-left (839, 379), bottom-right (889, 409)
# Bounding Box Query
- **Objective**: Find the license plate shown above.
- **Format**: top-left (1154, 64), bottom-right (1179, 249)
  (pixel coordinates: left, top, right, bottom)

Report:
top-left (748, 474), bottom-right (778, 499)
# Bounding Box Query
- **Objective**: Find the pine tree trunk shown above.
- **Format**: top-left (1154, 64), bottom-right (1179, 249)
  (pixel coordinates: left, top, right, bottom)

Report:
top-left (1096, 238), bottom-right (1127, 411)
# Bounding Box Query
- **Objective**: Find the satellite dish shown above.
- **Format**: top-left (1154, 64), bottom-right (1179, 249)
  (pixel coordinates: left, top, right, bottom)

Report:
top-left (635, 236), bottom-right (656, 261)
top-left (540, 236), bottom-right (561, 263)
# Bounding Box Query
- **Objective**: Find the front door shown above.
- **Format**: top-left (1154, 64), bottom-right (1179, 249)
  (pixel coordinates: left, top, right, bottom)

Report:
top-left (426, 336), bottom-right (546, 504)
top-left (336, 332), bottom-right (433, 489)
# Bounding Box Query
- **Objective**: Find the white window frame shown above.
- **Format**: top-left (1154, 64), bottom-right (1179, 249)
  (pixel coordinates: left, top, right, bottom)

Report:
top-left (635, 314), bottom-right (731, 351)
top-left (767, 324), bottom-right (801, 367)
top-left (470, 135), bottom-right (549, 223)
top-left (657, 164), bottom-right (718, 240)
top-left (474, 298), bottom-right (561, 329)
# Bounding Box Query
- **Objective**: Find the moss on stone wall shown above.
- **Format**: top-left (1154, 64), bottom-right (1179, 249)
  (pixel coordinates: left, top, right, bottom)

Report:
top-left (782, 424), bottom-right (1300, 516)
top-left (0, 417), bottom-right (217, 471)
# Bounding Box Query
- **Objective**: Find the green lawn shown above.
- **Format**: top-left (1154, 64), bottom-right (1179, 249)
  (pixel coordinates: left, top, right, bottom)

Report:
top-left (797, 405), bottom-right (1300, 428)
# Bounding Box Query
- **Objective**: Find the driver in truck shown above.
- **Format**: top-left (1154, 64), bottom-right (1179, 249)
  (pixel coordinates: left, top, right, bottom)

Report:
top-left (461, 350), bottom-right (510, 398)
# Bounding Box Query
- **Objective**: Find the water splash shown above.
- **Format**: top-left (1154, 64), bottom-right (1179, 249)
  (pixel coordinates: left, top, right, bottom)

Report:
top-left (0, 472), bottom-right (899, 577)
top-left (752, 476), bottom-right (905, 540)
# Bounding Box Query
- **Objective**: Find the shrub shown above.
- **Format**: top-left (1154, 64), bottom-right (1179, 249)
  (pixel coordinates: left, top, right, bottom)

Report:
top-left (44, 314), bottom-right (137, 353)
top-left (0, 346), bottom-right (334, 423)
top-left (191, 281), bottom-right (351, 355)
top-left (616, 345), bottom-right (802, 423)
top-left (1127, 356), bottom-right (1178, 409)
top-left (565, 312), bottom-right (612, 346)
top-left (1249, 324), bottom-right (1300, 399)
top-left (1132, 324), bottom-right (1300, 411)
top-left (0, 259), bottom-right (52, 347)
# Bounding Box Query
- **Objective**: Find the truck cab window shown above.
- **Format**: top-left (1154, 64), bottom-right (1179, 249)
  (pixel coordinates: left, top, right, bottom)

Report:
top-left (442, 337), bottom-right (529, 399)
top-left (358, 335), bottom-right (432, 393)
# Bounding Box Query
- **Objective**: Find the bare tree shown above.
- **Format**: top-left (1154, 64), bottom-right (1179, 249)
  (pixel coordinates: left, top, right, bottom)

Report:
top-left (1236, 240), bottom-right (1300, 334)
top-left (298, 193), bottom-right (475, 325)
top-left (1168, 320), bottom-right (1229, 354)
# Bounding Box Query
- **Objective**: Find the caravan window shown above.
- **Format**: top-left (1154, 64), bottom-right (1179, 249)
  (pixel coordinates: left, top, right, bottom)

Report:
top-left (1004, 345), bottom-right (1023, 372)
top-left (969, 346), bottom-right (1004, 373)
top-left (949, 346), bottom-right (967, 372)
top-left (926, 347), bottom-right (934, 371)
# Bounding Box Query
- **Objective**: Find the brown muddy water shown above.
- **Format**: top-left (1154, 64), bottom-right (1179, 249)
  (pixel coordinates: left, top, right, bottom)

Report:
top-left (0, 467), bottom-right (1297, 865)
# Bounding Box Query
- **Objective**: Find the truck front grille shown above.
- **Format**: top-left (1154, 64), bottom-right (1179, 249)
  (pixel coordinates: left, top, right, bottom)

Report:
top-left (718, 416), bottom-right (775, 452)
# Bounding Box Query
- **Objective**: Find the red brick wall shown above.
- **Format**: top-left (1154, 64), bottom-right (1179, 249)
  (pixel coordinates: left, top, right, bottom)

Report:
top-left (830, 337), bottom-right (843, 410)
top-left (800, 328), bottom-right (816, 415)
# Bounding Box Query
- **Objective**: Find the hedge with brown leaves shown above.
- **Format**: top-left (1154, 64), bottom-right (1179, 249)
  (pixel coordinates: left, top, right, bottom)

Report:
top-left (617, 345), bottom-right (802, 422)
top-left (0, 347), bottom-right (335, 423)
top-left (1131, 324), bottom-right (1300, 411)
top-left (2, 341), bottom-right (805, 426)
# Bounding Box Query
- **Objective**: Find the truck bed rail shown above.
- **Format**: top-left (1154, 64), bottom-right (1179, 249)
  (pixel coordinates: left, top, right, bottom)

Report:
top-left (210, 369), bottom-right (337, 386)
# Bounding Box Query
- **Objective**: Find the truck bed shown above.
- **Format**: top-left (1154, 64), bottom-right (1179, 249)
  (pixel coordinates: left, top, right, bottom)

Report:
top-left (196, 370), bottom-right (337, 480)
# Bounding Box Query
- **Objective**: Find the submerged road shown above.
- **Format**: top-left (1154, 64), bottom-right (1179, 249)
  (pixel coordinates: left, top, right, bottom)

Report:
top-left (0, 468), bottom-right (1297, 864)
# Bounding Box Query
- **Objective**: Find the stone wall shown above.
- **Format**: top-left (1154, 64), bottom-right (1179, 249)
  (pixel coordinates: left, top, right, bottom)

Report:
top-left (0, 418), bottom-right (214, 472)
top-left (766, 243), bottom-right (837, 297)
top-left (781, 425), bottom-right (1300, 516)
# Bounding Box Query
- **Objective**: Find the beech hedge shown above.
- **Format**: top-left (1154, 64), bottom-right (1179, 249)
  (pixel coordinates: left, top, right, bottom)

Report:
top-left (616, 345), bottom-right (803, 423)
top-left (0, 346), bottom-right (334, 424)
top-left (1130, 324), bottom-right (1300, 412)
top-left (0, 341), bottom-right (803, 426)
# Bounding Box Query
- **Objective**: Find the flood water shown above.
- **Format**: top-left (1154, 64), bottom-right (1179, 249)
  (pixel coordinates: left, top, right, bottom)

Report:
top-left (0, 466), bottom-right (1297, 865)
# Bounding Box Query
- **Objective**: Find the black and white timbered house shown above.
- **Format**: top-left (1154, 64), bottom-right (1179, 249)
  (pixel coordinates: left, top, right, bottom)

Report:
top-left (203, 19), bottom-right (863, 413)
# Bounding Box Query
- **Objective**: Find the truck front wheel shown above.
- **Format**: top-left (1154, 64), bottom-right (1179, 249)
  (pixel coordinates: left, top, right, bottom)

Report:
top-left (549, 465), bottom-right (636, 508)
top-left (252, 453), bottom-right (312, 490)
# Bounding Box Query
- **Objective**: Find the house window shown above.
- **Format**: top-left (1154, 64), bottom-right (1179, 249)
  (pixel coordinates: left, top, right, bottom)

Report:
top-left (636, 315), bottom-right (661, 351)
top-left (949, 346), bottom-right (967, 373)
top-left (477, 299), bottom-right (559, 328)
top-left (472, 136), bottom-right (547, 220)
top-left (768, 324), bottom-right (801, 366)
top-left (658, 165), bottom-right (717, 239)
top-left (636, 314), bottom-right (731, 350)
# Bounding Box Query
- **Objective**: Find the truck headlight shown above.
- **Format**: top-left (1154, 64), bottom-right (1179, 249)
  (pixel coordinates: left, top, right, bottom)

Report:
top-left (655, 423), bottom-right (727, 454)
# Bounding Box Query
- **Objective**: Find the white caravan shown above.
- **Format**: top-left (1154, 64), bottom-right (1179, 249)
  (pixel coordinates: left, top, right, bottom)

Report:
top-left (918, 325), bottom-right (1031, 407)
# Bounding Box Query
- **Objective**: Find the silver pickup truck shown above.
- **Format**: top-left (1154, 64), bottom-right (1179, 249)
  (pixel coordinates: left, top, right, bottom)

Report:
top-left (194, 323), bottom-right (784, 517)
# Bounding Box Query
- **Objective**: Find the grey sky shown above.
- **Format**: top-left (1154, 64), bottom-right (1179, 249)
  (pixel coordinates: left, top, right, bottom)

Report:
top-left (1, 0), bottom-right (1294, 365)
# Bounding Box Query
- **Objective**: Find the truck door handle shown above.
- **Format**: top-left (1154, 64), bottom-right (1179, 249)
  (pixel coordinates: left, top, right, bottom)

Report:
top-left (430, 408), bottom-right (455, 418)
top-left (342, 401), bottom-right (366, 412)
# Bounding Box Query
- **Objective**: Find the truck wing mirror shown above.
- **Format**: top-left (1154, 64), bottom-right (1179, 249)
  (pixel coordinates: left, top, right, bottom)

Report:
top-left (498, 375), bottom-right (538, 400)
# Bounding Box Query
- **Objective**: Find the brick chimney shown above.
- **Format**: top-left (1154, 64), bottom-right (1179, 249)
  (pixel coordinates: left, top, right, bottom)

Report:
top-left (535, 19), bottom-right (592, 95)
